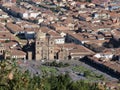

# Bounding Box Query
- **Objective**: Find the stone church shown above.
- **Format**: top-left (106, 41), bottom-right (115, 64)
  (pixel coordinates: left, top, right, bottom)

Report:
top-left (35, 30), bottom-right (54, 60)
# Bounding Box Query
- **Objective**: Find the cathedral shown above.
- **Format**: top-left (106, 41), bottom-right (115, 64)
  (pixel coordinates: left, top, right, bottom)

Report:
top-left (35, 30), bottom-right (55, 60)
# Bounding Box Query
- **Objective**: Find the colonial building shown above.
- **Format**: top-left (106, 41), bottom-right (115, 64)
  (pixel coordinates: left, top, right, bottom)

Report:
top-left (4, 50), bottom-right (26, 60)
top-left (35, 30), bottom-right (55, 60)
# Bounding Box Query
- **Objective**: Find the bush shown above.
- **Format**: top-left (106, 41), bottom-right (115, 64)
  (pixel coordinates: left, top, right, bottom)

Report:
top-left (5, 40), bottom-right (10, 43)
top-left (43, 61), bottom-right (70, 67)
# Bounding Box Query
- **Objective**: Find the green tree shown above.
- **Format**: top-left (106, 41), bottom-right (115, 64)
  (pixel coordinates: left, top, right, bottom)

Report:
top-left (0, 60), bottom-right (103, 90)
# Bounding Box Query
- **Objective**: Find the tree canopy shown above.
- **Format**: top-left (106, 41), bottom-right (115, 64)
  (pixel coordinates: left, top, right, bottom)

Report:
top-left (0, 60), bottom-right (102, 90)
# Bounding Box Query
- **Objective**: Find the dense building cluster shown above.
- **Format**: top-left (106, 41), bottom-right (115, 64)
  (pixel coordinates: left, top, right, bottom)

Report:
top-left (0, 0), bottom-right (120, 89)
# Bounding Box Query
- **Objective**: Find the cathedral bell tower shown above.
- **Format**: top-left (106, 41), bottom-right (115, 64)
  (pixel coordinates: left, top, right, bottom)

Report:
top-left (35, 30), bottom-right (46, 60)
top-left (35, 30), bottom-right (55, 60)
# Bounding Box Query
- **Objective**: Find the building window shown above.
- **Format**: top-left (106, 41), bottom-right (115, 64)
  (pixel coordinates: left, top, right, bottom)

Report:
top-left (51, 51), bottom-right (52, 53)
top-left (51, 41), bottom-right (53, 44)
top-left (37, 51), bottom-right (39, 54)
top-left (37, 42), bottom-right (39, 45)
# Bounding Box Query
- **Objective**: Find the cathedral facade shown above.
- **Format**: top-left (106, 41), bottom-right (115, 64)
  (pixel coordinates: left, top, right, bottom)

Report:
top-left (35, 30), bottom-right (54, 60)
